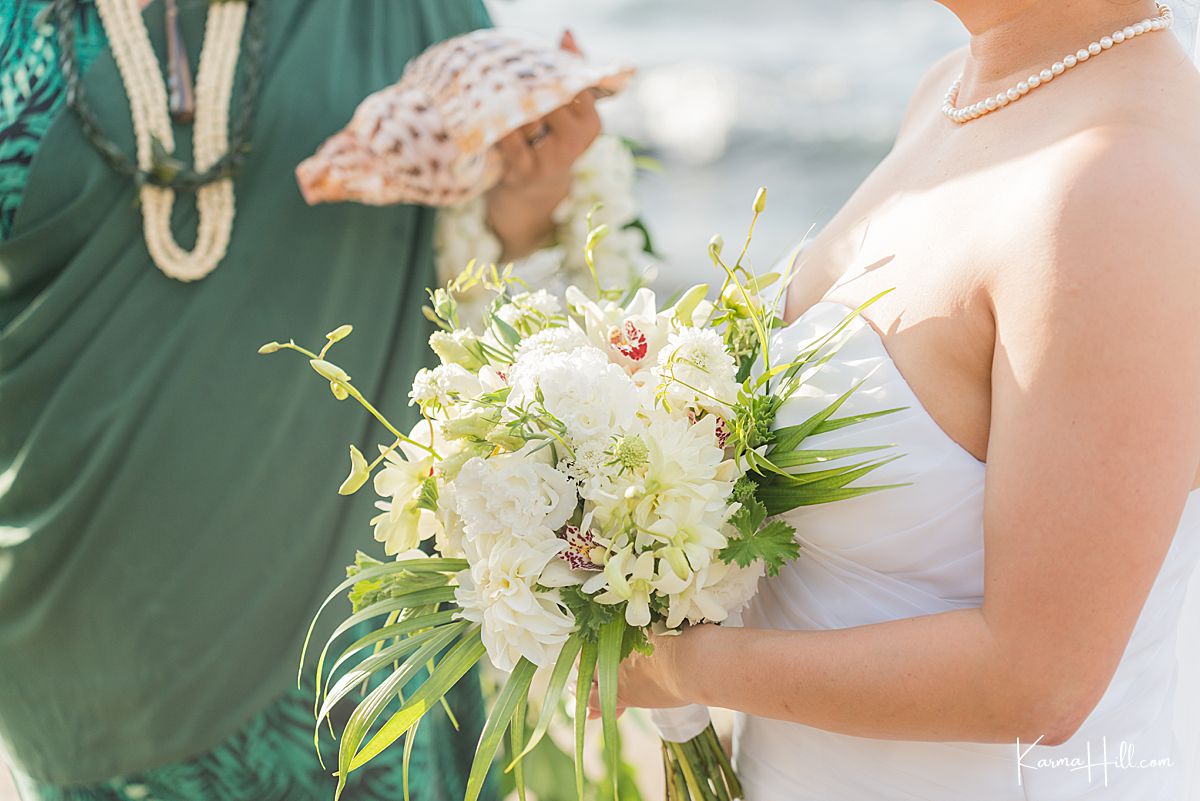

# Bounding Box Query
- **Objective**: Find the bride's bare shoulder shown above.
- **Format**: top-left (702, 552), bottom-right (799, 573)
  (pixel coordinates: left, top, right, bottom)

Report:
top-left (994, 120), bottom-right (1200, 334)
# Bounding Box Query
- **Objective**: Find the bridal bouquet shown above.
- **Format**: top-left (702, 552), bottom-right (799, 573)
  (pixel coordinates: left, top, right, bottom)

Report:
top-left (260, 190), bottom-right (901, 801)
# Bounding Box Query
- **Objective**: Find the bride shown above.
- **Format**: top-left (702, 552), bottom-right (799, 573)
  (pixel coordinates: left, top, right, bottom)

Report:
top-left (606, 0), bottom-right (1200, 798)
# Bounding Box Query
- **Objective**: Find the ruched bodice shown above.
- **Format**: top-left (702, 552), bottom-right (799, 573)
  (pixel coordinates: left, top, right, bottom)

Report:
top-left (733, 301), bottom-right (1200, 800)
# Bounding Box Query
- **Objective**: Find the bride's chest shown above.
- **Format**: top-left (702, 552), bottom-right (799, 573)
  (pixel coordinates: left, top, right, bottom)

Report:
top-left (791, 151), bottom-right (1008, 461)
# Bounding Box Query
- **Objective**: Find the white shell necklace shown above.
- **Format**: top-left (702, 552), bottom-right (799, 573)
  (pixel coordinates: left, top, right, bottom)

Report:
top-left (93, 0), bottom-right (248, 281)
top-left (943, 3), bottom-right (1173, 125)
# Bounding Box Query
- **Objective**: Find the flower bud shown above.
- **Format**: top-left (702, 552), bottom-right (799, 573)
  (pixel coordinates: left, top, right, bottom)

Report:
top-left (672, 284), bottom-right (710, 327)
top-left (753, 186), bottom-right (767, 213)
top-left (310, 359), bottom-right (350, 384)
top-left (257, 341), bottom-right (282, 355)
top-left (429, 331), bottom-right (484, 370)
top-left (338, 445), bottom-right (370, 495)
top-left (325, 324), bottom-right (353, 343)
top-left (708, 234), bottom-right (724, 259)
top-left (443, 410), bottom-right (496, 440)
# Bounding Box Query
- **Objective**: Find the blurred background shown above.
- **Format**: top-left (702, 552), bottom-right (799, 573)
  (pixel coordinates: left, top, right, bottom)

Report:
top-left (5, 1), bottom-right (1199, 799)
top-left (491, 0), bottom-right (964, 296)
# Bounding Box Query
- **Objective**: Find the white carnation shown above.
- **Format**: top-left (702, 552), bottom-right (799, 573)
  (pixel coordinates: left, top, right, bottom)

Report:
top-left (455, 537), bottom-right (576, 671)
top-left (453, 452), bottom-right (577, 551)
top-left (515, 326), bottom-right (590, 361)
top-left (506, 346), bottom-right (637, 443)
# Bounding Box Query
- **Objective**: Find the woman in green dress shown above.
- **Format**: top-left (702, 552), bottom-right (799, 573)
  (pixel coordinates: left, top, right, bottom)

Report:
top-left (0, 0), bottom-right (600, 798)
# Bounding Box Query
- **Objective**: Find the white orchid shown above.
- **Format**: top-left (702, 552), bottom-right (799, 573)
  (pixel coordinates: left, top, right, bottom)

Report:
top-left (664, 559), bottom-right (764, 629)
top-left (565, 286), bottom-right (673, 374)
top-left (586, 547), bottom-right (689, 627)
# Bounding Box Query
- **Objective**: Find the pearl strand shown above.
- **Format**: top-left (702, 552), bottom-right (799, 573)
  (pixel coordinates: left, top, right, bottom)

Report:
top-left (94, 0), bottom-right (246, 282)
top-left (943, 3), bottom-right (1173, 124)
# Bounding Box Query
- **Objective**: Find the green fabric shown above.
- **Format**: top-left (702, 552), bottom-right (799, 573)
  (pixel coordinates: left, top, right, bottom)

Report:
top-left (0, 0), bottom-right (492, 789)
top-left (0, 0), bottom-right (108, 239)
top-left (9, 666), bottom-right (487, 801)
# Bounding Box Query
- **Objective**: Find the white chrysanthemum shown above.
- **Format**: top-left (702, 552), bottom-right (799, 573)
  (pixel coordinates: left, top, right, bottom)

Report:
top-left (665, 559), bottom-right (764, 628)
top-left (455, 537), bottom-right (576, 671)
top-left (557, 435), bottom-right (611, 487)
top-left (409, 363), bottom-right (481, 412)
top-left (655, 327), bottom-right (740, 416)
top-left (506, 346), bottom-right (637, 443)
top-left (515, 326), bottom-right (591, 362)
top-left (453, 452), bottom-right (577, 550)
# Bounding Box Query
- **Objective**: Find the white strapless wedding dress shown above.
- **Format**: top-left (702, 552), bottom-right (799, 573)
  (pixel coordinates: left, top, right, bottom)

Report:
top-left (731, 301), bottom-right (1200, 801)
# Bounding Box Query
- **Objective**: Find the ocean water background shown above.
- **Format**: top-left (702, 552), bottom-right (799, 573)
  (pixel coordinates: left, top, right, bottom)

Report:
top-left (491, 0), bottom-right (1200, 295)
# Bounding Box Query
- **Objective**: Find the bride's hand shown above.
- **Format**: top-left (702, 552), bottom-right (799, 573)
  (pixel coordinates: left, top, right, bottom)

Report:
top-left (586, 627), bottom-right (705, 717)
top-left (485, 32), bottom-right (601, 262)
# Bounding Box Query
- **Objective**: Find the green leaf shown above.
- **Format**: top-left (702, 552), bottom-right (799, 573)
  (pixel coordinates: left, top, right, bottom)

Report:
top-left (511, 690), bottom-right (528, 801)
top-left (720, 519), bottom-right (800, 576)
top-left (491, 313), bottom-right (522, 347)
top-left (333, 620), bottom-right (468, 799)
top-left (319, 622), bottom-right (459, 728)
top-left (559, 586), bottom-right (619, 641)
top-left (756, 480), bottom-right (910, 516)
top-left (312, 587), bottom-right (457, 713)
top-left (597, 617), bottom-right (626, 801)
top-left (300, 557), bottom-right (466, 684)
top-left (349, 628), bottom-right (487, 771)
top-left (769, 444), bottom-right (892, 470)
top-left (810, 407), bottom-right (908, 436)
top-left (574, 639), bottom-right (599, 801)
top-left (507, 635), bottom-right (582, 771)
top-left (325, 610), bottom-right (457, 697)
top-left (768, 379), bottom-right (873, 455)
top-left (465, 658), bottom-right (538, 801)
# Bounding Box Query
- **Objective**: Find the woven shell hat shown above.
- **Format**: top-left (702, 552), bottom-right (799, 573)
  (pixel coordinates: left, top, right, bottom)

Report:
top-left (296, 29), bottom-right (634, 207)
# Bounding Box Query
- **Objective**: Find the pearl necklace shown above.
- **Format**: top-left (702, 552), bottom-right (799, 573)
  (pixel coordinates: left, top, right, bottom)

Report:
top-left (943, 3), bottom-right (1173, 124)
top-left (94, 0), bottom-right (247, 281)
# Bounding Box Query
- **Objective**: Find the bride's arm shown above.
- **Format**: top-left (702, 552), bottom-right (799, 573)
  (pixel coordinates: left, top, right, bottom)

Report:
top-left (607, 135), bottom-right (1200, 746)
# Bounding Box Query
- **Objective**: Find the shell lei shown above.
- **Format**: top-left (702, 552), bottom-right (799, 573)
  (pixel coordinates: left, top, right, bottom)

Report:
top-left (296, 29), bottom-right (634, 207)
top-left (95, 0), bottom-right (246, 282)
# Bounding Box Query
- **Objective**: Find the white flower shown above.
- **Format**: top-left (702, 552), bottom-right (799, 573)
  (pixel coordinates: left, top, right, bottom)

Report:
top-left (665, 560), bottom-right (764, 628)
top-left (455, 537), bottom-right (576, 671)
top-left (566, 286), bottom-right (672, 374)
top-left (506, 346), bottom-right (637, 444)
top-left (371, 449), bottom-right (435, 556)
top-left (585, 547), bottom-right (689, 627)
top-left (655, 327), bottom-right (740, 416)
top-left (496, 289), bottom-right (563, 333)
top-left (409, 363), bottom-right (481, 412)
top-left (452, 452), bottom-right (577, 552)
top-left (640, 493), bottom-right (730, 579)
top-left (429, 329), bottom-right (484, 370)
top-left (514, 326), bottom-right (590, 362)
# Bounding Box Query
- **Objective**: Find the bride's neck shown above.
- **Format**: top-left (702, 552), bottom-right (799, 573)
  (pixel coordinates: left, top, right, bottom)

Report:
top-left (944, 0), bottom-right (1163, 92)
